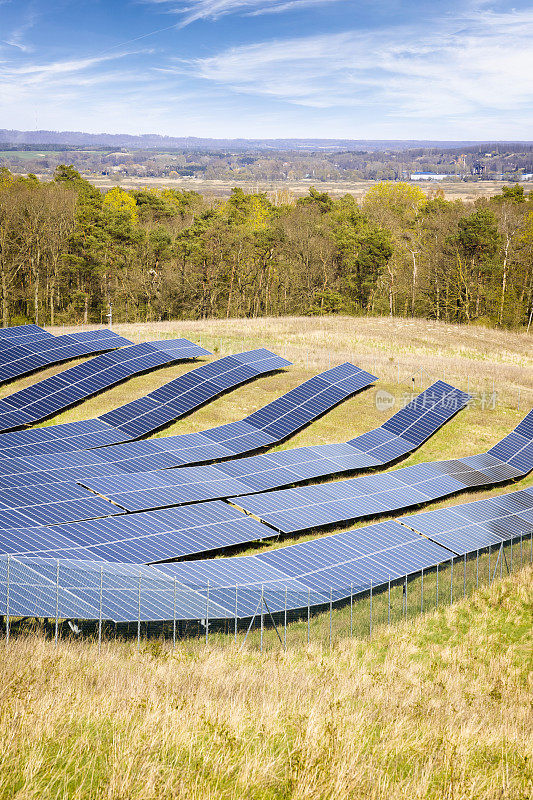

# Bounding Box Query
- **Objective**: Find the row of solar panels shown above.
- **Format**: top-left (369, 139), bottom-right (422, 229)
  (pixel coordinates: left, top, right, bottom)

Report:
top-left (0, 338), bottom-right (210, 432)
top-left (230, 411), bottom-right (533, 532)
top-left (0, 406), bottom-right (529, 565)
top-left (0, 328), bottom-right (133, 383)
top-left (77, 382), bottom-right (470, 511)
top-left (0, 363), bottom-right (377, 528)
top-left (1, 486), bottom-right (531, 622)
top-left (0, 361), bottom-right (373, 462)
top-left (0, 324), bottom-right (52, 339)
top-left (0, 348), bottom-right (291, 457)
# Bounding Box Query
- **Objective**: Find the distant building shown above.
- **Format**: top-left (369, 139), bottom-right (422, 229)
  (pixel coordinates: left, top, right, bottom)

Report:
top-left (410, 172), bottom-right (449, 181)
top-left (521, 173), bottom-right (533, 181)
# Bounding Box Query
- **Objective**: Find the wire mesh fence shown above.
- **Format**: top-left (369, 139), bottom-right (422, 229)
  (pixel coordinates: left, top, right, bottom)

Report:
top-left (2, 534), bottom-right (531, 654)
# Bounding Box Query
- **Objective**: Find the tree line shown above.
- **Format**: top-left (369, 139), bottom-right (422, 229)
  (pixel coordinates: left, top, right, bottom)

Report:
top-left (0, 165), bottom-right (532, 328)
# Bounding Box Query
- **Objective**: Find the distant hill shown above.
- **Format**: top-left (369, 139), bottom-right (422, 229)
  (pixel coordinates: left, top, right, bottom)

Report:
top-left (1, 129), bottom-right (532, 152)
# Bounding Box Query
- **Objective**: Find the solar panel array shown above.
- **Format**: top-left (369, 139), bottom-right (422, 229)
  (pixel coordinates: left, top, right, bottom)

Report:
top-left (3, 486), bottom-right (531, 622)
top-left (78, 381), bottom-right (469, 511)
top-left (0, 325), bottom-right (51, 341)
top-left (0, 361), bottom-right (374, 466)
top-left (0, 338), bottom-right (210, 433)
top-left (0, 329), bottom-right (133, 384)
top-left (232, 410), bottom-right (533, 533)
top-left (0, 409), bottom-right (529, 561)
top-left (0, 349), bottom-right (288, 461)
top-left (0, 502), bottom-right (273, 563)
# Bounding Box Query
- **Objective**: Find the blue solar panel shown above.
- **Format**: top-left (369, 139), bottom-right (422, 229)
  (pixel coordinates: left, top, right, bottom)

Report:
top-left (0, 502), bottom-right (274, 563)
top-left (231, 409), bottom-right (532, 533)
top-left (0, 325), bottom-right (51, 340)
top-left (0, 361), bottom-right (373, 469)
top-left (0, 381), bottom-right (467, 515)
top-left (0, 329), bottom-right (132, 383)
top-left (1, 487), bottom-right (531, 623)
top-left (0, 338), bottom-right (210, 433)
top-left (0, 350), bottom-right (288, 460)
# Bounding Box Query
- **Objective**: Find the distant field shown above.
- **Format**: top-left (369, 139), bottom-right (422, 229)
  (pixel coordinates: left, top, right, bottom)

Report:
top-left (81, 174), bottom-right (521, 200)
top-left (0, 151), bottom-right (58, 161)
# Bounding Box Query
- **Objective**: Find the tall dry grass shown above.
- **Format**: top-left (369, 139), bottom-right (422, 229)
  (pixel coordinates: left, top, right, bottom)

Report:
top-left (1, 567), bottom-right (532, 799)
top-left (51, 315), bottom-right (533, 408)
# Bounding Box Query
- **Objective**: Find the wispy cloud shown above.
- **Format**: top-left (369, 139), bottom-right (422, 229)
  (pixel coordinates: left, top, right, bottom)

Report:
top-left (190, 7), bottom-right (533, 122)
top-left (144, 0), bottom-right (345, 26)
top-left (3, 5), bottom-right (37, 53)
top-left (1, 52), bottom-right (141, 86)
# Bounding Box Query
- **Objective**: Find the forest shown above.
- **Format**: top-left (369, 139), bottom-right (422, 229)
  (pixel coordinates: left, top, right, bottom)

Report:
top-left (0, 164), bottom-right (532, 328)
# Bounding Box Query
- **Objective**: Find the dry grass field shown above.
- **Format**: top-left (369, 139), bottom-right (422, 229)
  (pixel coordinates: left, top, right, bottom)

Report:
top-left (82, 173), bottom-right (520, 202)
top-left (1, 316), bottom-right (532, 798)
top-left (1, 568), bottom-right (531, 799)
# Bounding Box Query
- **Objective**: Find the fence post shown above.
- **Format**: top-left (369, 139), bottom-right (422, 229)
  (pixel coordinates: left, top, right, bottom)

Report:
top-left (234, 584), bottom-right (238, 646)
top-left (420, 568), bottom-right (424, 614)
top-left (450, 557), bottom-right (454, 604)
top-left (260, 585), bottom-right (264, 654)
top-left (436, 563), bottom-right (439, 608)
top-left (500, 542), bottom-right (503, 579)
top-left (329, 588), bottom-right (333, 649)
top-left (55, 560), bottom-right (60, 648)
top-left (369, 580), bottom-right (372, 638)
top-left (137, 571), bottom-right (141, 652)
top-left (284, 586), bottom-right (287, 652)
top-left (98, 566), bottom-right (103, 654)
top-left (307, 588), bottom-right (310, 645)
top-left (173, 579), bottom-right (177, 651)
top-left (205, 581), bottom-right (209, 647)
top-left (350, 582), bottom-right (353, 637)
top-left (5, 555), bottom-right (10, 649)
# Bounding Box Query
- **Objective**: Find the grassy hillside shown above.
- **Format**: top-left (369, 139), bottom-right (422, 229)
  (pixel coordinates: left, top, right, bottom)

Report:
top-left (1, 317), bottom-right (532, 797)
top-left (1, 567), bottom-right (531, 800)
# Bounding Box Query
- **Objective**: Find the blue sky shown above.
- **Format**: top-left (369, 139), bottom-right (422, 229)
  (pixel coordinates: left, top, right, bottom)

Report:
top-left (1, 0), bottom-right (532, 139)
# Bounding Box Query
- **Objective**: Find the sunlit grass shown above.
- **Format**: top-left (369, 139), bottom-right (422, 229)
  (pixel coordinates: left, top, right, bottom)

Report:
top-left (1, 566), bottom-right (531, 799)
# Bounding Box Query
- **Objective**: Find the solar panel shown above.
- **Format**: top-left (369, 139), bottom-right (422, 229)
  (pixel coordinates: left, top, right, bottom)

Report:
top-left (0, 361), bottom-right (372, 468)
top-left (0, 325), bottom-right (51, 340)
top-left (0, 556), bottom-right (227, 623)
top-left (231, 410), bottom-right (533, 533)
top-left (0, 329), bottom-right (133, 383)
top-left (0, 349), bottom-right (288, 459)
top-left (0, 501), bottom-right (275, 563)
top-left (2, 487), bottom-right (531, 623)
top-left (0, 381), bottom-right (466, 512)
top-left (0, 404), bottom-right (527, 575)
top-left (0, 338), bottom-right (210, 433)
top-left (77, 387), bottom-right (469, 510)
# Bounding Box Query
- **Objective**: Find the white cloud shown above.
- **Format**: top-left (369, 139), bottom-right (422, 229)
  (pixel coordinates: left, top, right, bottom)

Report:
top-left (2, 7), bottom-right (37, 53)
top-left (144, 0), bottom-right (345, 26)
top-left (190, 7), bottom-right (533, 124)
top-left (0, 52), bottom-right (143, 87)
